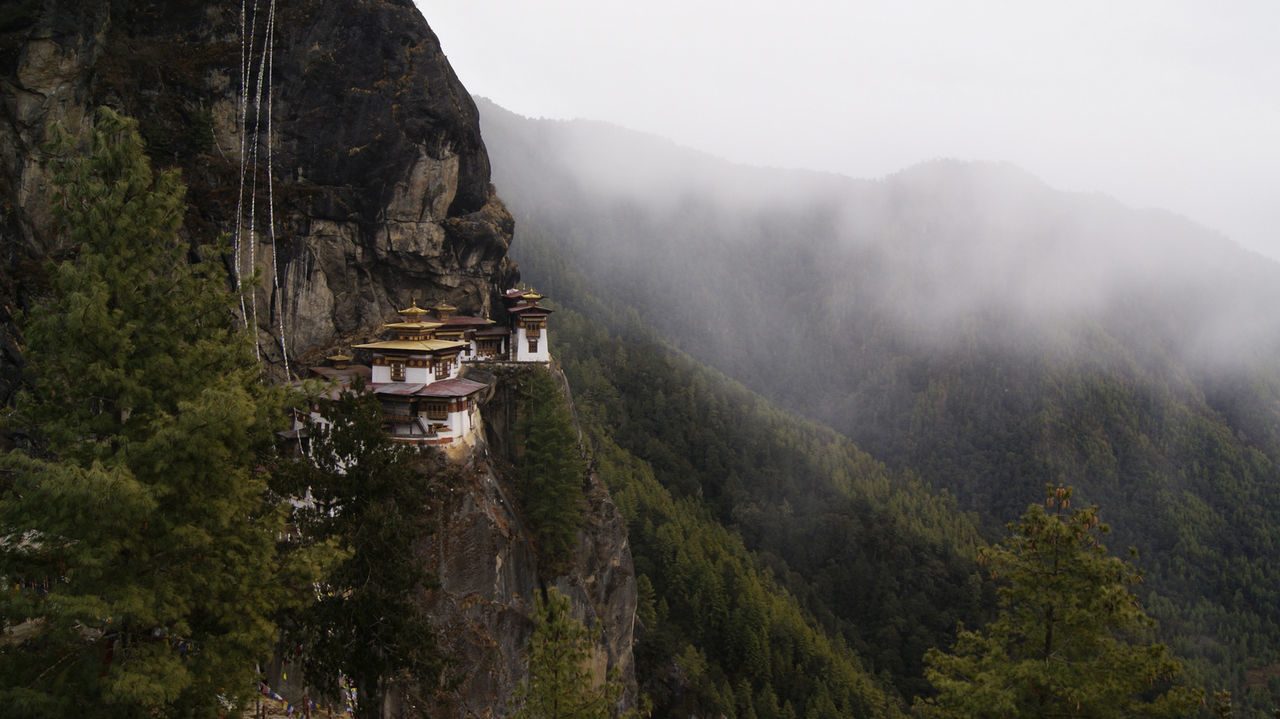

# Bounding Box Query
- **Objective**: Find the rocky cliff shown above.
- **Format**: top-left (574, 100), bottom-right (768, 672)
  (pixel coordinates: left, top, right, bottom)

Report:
top-left (414, 451), bottom-right (636, 717)
top-left (1, 0), bottom-right (517, 389)
top-left (1, 1), bottom-right (635, 714)
top-left (394, 362), bottom-right (637, 717)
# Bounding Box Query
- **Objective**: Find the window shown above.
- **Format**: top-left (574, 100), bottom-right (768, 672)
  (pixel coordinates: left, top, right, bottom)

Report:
top-left (435, 359), bottom-right (452, 379)
top-left (390, 360), bottom-right (405, 382)
top-left (425, 402), bottom-right (448, 421)
top-left (527, 337), bottom-right (538, 354)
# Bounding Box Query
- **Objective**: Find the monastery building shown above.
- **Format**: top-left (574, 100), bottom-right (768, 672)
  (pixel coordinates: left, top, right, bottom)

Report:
top-left (294, 288), bottom-right (554, 450)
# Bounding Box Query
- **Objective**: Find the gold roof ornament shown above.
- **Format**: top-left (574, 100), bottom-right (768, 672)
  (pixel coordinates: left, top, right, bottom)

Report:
top-left (397, 297), bottom-right (430, 322)
top-left (432, 300), bottom-right (458, 320)
top-left (326, 352), bottom-right (353, 368)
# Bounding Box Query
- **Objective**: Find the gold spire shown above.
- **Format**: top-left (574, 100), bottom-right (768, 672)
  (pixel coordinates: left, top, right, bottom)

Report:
top-left (397, 296), bottom-right (430, 322)
top-left (432, 300), bottom-right (458, 320)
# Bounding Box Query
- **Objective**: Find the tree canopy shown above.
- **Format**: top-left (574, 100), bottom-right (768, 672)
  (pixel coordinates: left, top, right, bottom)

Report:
top-left (515, 367), bottom-right (587, 574)
top-left (917, 486), bottom-right (1203, 718)
top-left (512, 587), bottom-right (632, 719)
top-left (273, 384), bottom-right (451, 718)
top-left (0, 107), bottom-right (296, 717)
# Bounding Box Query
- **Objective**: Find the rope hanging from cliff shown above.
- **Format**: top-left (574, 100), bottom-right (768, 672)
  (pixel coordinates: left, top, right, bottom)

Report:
top-left (245, 0), bottom-right (264, 361)
top-left (234, 0), bottom-right (255, 328)
top-left (234, 0), bottom-right (291, 373)
top-left (263, 0), bottom-right (290, 376)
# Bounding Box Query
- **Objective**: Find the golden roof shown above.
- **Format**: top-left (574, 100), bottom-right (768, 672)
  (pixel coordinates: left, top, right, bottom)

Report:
top-left (397, 298), bottom-right (431, 321)
top-left (383, 320), bottom-right (443, 331)
top-left (353, 339), bottom-right (467, 352)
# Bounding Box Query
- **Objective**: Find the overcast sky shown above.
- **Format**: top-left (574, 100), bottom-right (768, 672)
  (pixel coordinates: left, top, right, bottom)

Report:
top-left (415, 1), bottom-right (1280, 259)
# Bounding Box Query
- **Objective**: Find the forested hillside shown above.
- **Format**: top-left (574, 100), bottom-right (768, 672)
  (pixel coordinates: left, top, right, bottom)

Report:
top-left (478, 98), bottom-right (1280, 710)
top-left (543, 273), bottom-right (993, 714)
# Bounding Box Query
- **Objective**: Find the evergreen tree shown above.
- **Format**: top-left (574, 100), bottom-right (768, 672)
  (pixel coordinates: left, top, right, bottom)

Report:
top-left (274, 384), bottom-right (450, 718)
top-left (0, 107), bottom-right (295, 717)
top-left (515, 367), bottom-right (586, 572)
top-left (512, 587), bottom-right (632, 719)
top-left (917, 485), bottom-right (1203, 718)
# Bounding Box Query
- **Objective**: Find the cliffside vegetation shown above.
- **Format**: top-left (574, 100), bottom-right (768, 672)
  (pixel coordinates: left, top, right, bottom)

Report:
top-left (272, 384), bottom-right (455, 718)
top-left (514, 587), bottom-right (635, 719)
top-left (0, 108), bottom-right (298, 717)
top-left (515, 367), bottom-right (588, 574)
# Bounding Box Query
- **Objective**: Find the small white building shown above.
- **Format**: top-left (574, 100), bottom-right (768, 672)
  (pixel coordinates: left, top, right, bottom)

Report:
top-left (501, 288), bottom-right (553, 363)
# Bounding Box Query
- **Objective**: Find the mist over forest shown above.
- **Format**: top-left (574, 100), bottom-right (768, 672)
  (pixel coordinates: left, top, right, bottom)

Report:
top-left (476, 96), bottom-right (1280, 710)
top-left (477, 97), bottom-right (1280, 430)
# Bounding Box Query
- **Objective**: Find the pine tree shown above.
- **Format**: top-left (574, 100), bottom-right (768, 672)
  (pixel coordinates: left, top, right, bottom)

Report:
top-left (512, 587), bottom-right (632, 719)
top-left (0, 107), bottom-right (295, 717)
top-left (274, 384), bottom-right (450, 718)
top-left (515, 368), bottom-right (586, 573)
top-left (917, 485), bottom-right (1203, 718)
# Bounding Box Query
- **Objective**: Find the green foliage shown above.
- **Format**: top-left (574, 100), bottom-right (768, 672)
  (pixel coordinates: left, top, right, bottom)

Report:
top-left (273, 385), bottom-right (451, 718)
top-left (0, 107), bottom-right (295, 717)
top-left (1212, 690), bottom-right (1232, 718)
top-left (918, 486), bottom-right (1203, 718)
top-left (590, 426), bottom-right (904, 718)
top-left (515, 367), bottom-right (587, 573)
top-left (513, 587), bottom-right (634, 719)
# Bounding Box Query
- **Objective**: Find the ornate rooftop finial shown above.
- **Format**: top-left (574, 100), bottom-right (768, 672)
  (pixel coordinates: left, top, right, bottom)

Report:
top-left (397, 295), bottom-right (430, 322)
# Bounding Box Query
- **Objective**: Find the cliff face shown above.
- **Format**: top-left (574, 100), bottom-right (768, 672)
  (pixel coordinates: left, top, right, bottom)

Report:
top-left (1, 1), bottom-right (635, 714)
top-left (1, 0), bottom-right (517, 387)
top-left (414, 456), bottom-right (636, 717)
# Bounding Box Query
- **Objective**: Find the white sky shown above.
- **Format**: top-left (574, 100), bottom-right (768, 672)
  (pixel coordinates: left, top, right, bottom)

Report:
top-left (415, 0), bottom-right (1280, 259)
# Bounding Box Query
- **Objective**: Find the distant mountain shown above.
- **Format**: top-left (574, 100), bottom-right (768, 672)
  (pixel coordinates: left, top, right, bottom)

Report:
top-left (478, 97), bottom-right (1280, 708)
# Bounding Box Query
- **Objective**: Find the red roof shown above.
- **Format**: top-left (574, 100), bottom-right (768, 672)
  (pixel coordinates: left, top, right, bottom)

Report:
top-left (508, 302), bottom-right (552, 315)
top-left (418, 378), bottom-right (488, 398)
top-left (372, 383), bottom-right (429, 396)
top-left (368, 378), bottom-right (488, 399)
top-left (438, 316), bottom-right (494, 328)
